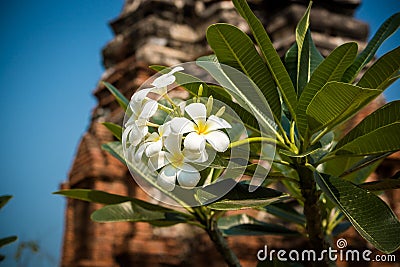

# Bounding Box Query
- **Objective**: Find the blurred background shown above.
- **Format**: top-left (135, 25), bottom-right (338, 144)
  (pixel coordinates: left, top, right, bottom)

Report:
top-left (0, 0), bottom-right (398, 266)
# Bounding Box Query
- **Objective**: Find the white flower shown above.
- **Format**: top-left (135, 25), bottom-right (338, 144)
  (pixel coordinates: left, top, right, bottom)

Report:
top-left (149, 134), bottom-right (203, 191)
top-left (150, 67), bottom-right (184, 95)
top-left (134, 122), bottom-right (171, 162)
top-left (122, 94), bottom-right (158, 147)
top-left (170, 102), bottom-right (232, 153)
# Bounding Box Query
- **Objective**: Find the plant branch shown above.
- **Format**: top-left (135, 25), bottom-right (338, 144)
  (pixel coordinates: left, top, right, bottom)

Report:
top-left (298, 163), bottom-right (329, 267)
top-left (206, 218), bottom-right (241, 267)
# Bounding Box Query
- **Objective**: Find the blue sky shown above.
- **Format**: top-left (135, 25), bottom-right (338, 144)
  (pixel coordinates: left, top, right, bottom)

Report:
top-left (0, 0), bottom-right (398, 266)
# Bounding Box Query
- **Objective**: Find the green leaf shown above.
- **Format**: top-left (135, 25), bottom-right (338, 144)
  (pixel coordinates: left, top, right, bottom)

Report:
top-left (285, 41), bottom-right (324, 93)
top-left (306, 82), bottom-right (380, 134)
top-left (314, 172), bottom-right (400, 253)
top-left (232, 0), bottom-right (297, 120)
top-left (337, 153), bottom-right (389, 181)
top-left (0, 236), bottom-right (17, 248)
top-left (196, 56), bottom-right (263, 133)
top-left (333, 101), bottom-right (400, 156)
top-left (197, 179), bottom-right (288, 210)
top-left (263, 202), bottom-right (306, 225)
top-left (54, 189), bottom-right (133, 204)
top-left (102, 122), bottom-right (122, 141)
top-left (295, 2), bottom-right (313, 94)
top-left (101, 141), bottom-right (193, 207)
top-left (284, 43), bottom-right (298, 87)
top-left (357, 46), bottom-right (400, 90)
top-left (54, 189), bottom-right (193, 226)
top-left (0, 195), bottom-right (12, 210)
top-left (101, 141), bottom-right (126, 164)
top-left (91, 201), bottom-right (192, 226)
top-left (102, 82), bottom-right (129, 111)
top-left (342, 12), bottom-right (400, 83)
top-left (321, 156), bottom-right (371, 184)
top-left (196, 53), bottom-right (282, 174)
top-left (297, 42), bottom-right (358, 136)
top-left (218, 214), bottom-right (299, 236)
top-left (335, 124), bottom-right (400, 156)
top-left (206, 23), bottom-right (281, 120)
top-left (359, 171), bottom-right (400, 191)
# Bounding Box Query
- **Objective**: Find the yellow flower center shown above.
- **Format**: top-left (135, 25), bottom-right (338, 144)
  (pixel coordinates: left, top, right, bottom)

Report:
top-left (170, 153), bottom-right (184, 168)
top-left (194, 120), bottom-right (208, 135)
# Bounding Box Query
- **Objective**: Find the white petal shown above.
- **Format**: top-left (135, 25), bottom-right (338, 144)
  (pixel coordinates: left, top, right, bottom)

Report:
top-left (148, 151), bottom-right (168, 171)
top-left (205, 115), bottom-right (232, 132)
top-left (135, 118), bottom-right (147, 127)
top-left (157, 165), bottom-right (177, 191)
top-left (183, 132), bottom-right (206, 152)
top-left (169, 66), bottom-right (184, 74)
top-left (134, 143), bottom-right (147, 162)
top-left (122, 125), bottom-right (132, 144)
top-left (159, 122), bottom-right (171, 137)
top-left (205, 130), bottom-right (230, 152)
top-left (170, 117), bottom-right (195, 134)
top-left (151, 73), bottom-right (175, 88)
top-left (194, 149), bottom-right (209, 163)
top-left (177, 101), bottom-right (186, 115)
top-left (127, 104), bottom-right (140, 120)
top-left (185, 103), bottom-right (207, 124)
top-left (183, 148), bottom-right (208, 163)
top-left (164, 134), bottom-right (183, 155)
top-left (128, 124), bottom-right (147, 146)
top-left (131, 88), bottom-right (152, 102)
top-left (151, 67), bottom-right (184, 88)
top-left (146, 132), bottom-right (160, 142)
top-left (177, 163), bottom-right (200, 189)
top-left (145, 140), bottom-right (163, 157)
top-left (150, 86), bottom-right (167, 96)
top-left (139, 99), bottom-right (158, 119)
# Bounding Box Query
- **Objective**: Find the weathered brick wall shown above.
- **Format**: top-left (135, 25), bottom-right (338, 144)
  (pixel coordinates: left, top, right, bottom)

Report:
top-left (61, 1), bottom-right (399, 266)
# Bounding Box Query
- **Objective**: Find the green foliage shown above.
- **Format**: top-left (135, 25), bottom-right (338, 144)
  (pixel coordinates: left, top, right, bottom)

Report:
top-left (102, 122), bottom-right (123, 141)
top-left (91, 201), bottom-right (193, 226)
top-left (206, 23), bottom-right (281, 120)
top-left (218, 214), bottom-right (299, 236)
top-left (198, 179), bottom-right (288, 210)
top-left (315, 172), bottom-right (400, 253)
top-left (306, 82), bottom-right (380, 134)
top-left (58, 0), bottom-right (400, 264)
top-left (102, 81), bottom-right (129, 110)
top-left (0, 195), bottom-right (17, 262)
top-left (332, 101), bottom-right (400, 156)
top-left (342, 12), bottom-right (400, 83)
top-left (231, 0), bottom-right (297, 120)
top-left (296, 42), bottom-right (358, 137)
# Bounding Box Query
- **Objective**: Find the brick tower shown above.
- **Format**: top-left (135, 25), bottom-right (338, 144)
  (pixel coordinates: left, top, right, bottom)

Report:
top-left (60, 1), bottom-right (399, 266)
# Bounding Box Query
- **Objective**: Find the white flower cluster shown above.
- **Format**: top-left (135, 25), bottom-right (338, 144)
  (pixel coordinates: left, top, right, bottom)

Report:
top-left (122, 67), bottom-right (232, 191)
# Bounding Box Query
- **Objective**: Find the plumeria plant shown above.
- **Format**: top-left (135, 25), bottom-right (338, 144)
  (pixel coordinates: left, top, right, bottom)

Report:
top-left (56, 0), bottom-right (400, 266)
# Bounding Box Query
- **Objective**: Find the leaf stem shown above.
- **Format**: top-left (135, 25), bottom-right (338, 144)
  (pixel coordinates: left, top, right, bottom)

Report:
top-left (310, 127), bottom-right (329, 146)
top-left (157, 103), bottom-right (174, 113)
top-left (229, 136), bottom-right (290, 150)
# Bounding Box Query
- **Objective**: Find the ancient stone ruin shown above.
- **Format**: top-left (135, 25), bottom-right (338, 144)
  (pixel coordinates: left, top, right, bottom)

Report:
top-left (60, 1), bottom-right (399, 266)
